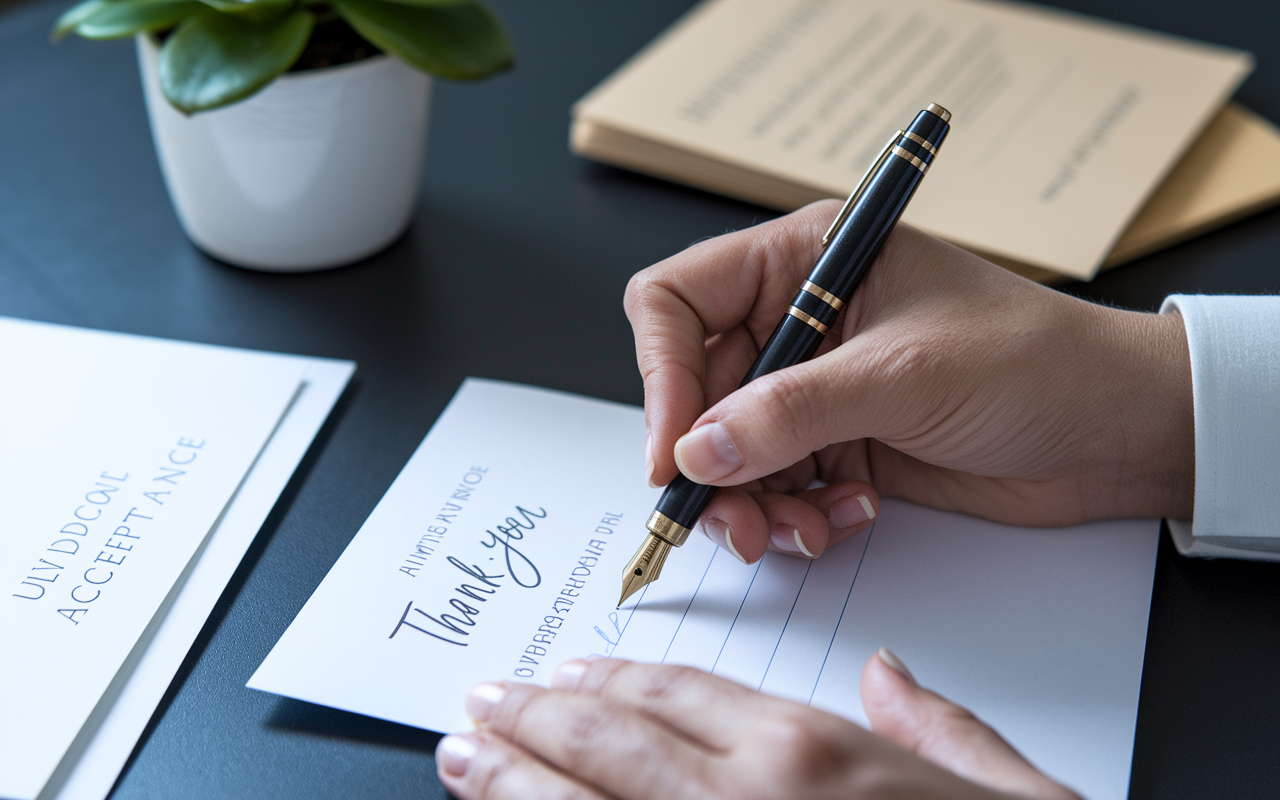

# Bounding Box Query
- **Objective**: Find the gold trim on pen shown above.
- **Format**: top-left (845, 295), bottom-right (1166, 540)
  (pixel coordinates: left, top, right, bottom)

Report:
top-left (891, 145), bottom-right (928, 173)
top-left (801, 280), bottom-right (845, 311)
top-left (646, 510), bottom-right (692, 547)
top-left (926, 103), bottom-right (952, 123)
top-left (901, 131), bottom-right (938, 156)
top-left (787, 306), bottom-right (829, 334)
top-left (823, 131), bottom-right (901, 247)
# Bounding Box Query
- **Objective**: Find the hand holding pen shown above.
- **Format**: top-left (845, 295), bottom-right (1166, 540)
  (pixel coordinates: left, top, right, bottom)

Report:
top-left (437, 109), bottom-right (1194, 800)
top-left (620, 105), bottom-right (952, 603)
top-left (622, 104), bottom-right (1194, 602)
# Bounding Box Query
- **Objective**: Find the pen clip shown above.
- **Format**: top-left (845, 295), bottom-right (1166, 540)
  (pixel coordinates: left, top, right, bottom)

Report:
top-left (822, 130), bottom-right (902, 248)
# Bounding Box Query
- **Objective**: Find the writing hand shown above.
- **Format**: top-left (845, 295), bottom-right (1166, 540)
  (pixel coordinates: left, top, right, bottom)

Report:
top-left (624, 201), bottom-right (1194, 562)
top-left (436, 653), bottom-right (1079, 800)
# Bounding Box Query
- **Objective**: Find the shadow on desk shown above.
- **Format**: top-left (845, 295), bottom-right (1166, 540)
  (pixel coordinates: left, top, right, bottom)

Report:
top-left (1130, 525), bottom-right (1280, 798)
top-left (266, 699), bottom-right (444, 753)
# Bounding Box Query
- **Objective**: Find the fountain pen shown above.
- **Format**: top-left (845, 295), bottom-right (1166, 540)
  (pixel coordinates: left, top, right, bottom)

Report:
top-left (619, 104), bottom-right (952, 607)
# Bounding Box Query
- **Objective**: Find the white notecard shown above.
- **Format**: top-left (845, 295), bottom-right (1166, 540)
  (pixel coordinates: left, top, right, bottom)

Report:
top-left (0, 317), bottom-right (348, 800)
top-left (250, 379), bottom-right (1157, 800)
top-left (44, 359), bottom-right (355, 800)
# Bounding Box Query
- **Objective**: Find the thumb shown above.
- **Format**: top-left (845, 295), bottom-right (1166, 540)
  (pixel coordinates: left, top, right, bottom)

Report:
top-left (861, 648), bottom-right (1080, 800)
top-left (672, 354), bottom-right (875, 486)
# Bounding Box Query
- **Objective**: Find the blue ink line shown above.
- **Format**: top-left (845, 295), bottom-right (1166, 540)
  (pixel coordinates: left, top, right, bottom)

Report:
top-left (614, 585), bottom-right (647, 650)
top-left (606, 564), bottom-right (659, 656)
top-left (808, 524), bottom-right (875, 705)
top-left (711, 557), bottom-right (764, 674)
top-left (662, 548), bottom-right (719, 664)
top-left (757, 558), bottom-right (814, 691)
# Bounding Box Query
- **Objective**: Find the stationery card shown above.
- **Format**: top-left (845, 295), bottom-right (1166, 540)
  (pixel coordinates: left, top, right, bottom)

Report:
top-left (45, 359), bottom-right (355, 800)
top-left (251, 379), bottom-right (1157, 800)
top-left (0, 318), bottom-right (323, 800)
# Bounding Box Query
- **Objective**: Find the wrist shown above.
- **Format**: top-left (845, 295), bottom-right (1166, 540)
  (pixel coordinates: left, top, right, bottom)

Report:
top-left (1088, 304), bottom-right (1195, 519)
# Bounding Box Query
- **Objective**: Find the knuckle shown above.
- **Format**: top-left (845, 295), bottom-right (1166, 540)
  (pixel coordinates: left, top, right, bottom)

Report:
top-left (470, 743), bottom-right (591, 800)
top-left (763, 713), bottom-right (821, 762)
top-left (555, 707), bottom-right (619, 774)
top-left (858, 335), bottom-right (964, 441)
top-left (642, 664), bottom-right (701, 703)
top-left (941, 702), bottom-right (980, 727)
top-left (468, 737), bottom-right (516, 800)
top-left (873, 337), bottom-right (936, 379)
top-left (915, 703), bottom-right (984, 754)
top-left (574, 657), bottom-right (624, 694)
top-left (688, 766), bottom-right (736, 800)
top-left (623, 267), bottom-right (669, 324)
top-left (601, 662), bottom-right (699, 706)
top-left (623, 270), bottom-right (651, 318)
top-left (933, 703), bottom-right (984, 740)
top-left (499, 687), bottom-right (540, 740)
top-left (755, 713), bottom-right (851, 784)
top-left (862, 335), bottom-right (948, 402)
top-left (758, 370), bottom-right (819, 451)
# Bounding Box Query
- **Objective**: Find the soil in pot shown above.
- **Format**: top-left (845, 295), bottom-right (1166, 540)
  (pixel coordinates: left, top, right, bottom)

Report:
top-left (156, 16), bottom-right (382, 72)
top-left (291, 16), bottom-right (382, 71)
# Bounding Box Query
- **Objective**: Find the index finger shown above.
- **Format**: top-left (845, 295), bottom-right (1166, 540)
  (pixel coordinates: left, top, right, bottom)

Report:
top-left (551, 658), bottom-right (788, 751)
top-left (625, 201), bottom-right (839, 486)
top-left (477, 679), bottom-right (716, 800)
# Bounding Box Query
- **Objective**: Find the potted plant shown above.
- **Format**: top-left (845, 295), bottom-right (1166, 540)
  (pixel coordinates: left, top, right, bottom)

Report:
top-left (53, 0), bottom-right (513, 271)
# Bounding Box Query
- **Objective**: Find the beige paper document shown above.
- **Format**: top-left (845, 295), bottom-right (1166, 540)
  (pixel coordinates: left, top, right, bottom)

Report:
top-left (573, 0), bottom-right (1256, 279)
top-left (1107, 103), bottom-right (1280, 264)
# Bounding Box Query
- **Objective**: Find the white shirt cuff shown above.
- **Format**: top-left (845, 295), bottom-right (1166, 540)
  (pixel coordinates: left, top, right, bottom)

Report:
top-left (1161, 294), bottom-right (1280, 560)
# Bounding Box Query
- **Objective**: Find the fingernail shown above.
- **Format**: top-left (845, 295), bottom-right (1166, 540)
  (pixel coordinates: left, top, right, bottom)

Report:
top-left (829, 494), bottom-right (875, 529)
top-left (769, 526), bottom-right (815, 558)
top-left (551, 659), bottom-right (588, 691)
top-left (701, 517), bottom-right (747, 564)
top-left (436, 733), bottom-right (479, 777)
top-left (673, 422), bottom-right (742, 482)
top-left (645, 433), bottom-right (657, 489)
top-left (877, 647), bottom-right (917, 685)
top-left (465, 683), bottom-right (506, 724)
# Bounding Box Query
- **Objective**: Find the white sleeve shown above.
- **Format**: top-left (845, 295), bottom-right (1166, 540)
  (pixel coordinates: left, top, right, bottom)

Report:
top-left (1161, 295), bottom-right (1280, 560)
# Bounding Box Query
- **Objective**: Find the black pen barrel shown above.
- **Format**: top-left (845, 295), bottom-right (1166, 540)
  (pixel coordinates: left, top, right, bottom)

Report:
top-left (810, 109), bottom-right (950, 304)
top-left (652, 106), bottom-right (950, 539)
top-left (654, 474), bottom-right (717, 531)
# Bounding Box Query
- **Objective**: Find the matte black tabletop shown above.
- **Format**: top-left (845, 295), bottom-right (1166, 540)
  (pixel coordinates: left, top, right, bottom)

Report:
top-left (1, 0), bottom-right (1278, 797)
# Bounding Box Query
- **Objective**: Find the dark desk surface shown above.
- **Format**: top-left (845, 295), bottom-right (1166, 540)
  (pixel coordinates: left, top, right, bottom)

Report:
top-left (2, 0), bottom-right (1278, 797)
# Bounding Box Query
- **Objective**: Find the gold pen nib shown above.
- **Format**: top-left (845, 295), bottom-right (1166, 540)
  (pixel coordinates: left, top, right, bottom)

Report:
top-left (618, 532), bottom-right (672, 607)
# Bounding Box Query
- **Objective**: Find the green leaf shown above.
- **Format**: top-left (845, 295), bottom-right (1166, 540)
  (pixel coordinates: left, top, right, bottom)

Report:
top-left (52, 0), bottom-right (108, 40)
top-left (159, 7), bottom-right (313, 113)
top-left (196, 0), bottom-right (292, 18)
top-left (366, 0), bottom-right (474, 6)
top-left (331, 0), bottom-right (513, 81)
top-left (53, 0), bottom-right (200, 41)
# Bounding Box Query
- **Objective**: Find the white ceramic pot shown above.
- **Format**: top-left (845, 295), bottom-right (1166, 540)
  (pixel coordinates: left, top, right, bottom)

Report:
top-left (137, 35), bottom-right (431, 271)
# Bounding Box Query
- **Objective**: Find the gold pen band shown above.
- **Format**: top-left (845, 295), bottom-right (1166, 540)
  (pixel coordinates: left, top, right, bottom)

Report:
top-left (891, 145), bottom-right (928, 173)
top-left (801, 280), bottom-right (845, 311)
top-left (647, 510), bottom-right (692, 547)
top-left (901, 130), bottom-right (939, 156)
top-left (787, 306), bottom-right (829, 334)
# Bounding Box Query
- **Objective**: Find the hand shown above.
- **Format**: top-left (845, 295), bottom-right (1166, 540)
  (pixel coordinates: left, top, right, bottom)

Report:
top-left (435, 653), bottom-right (1080, 800)
top-left (624, 201), bottom-right (1194, 563)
